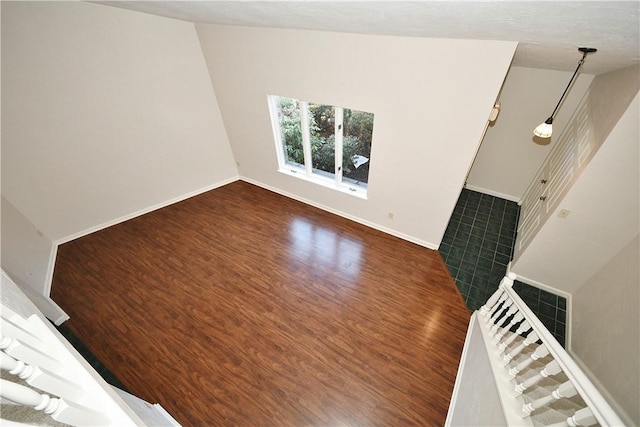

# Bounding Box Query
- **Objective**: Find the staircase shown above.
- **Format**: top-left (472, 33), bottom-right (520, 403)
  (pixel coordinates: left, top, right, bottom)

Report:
top-left (0, 269), bottom-right (180, 426)
top-left (446, 273), bottom-right (624, 427)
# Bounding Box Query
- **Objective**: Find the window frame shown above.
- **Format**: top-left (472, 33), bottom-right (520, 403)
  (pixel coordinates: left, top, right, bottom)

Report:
top-left (268, 95), bottom-right (370, 199)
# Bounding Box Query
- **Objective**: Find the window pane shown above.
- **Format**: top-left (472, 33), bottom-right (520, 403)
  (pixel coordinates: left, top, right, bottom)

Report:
top-left (276, 97), bottom-right (304, 167)
top-left (270, 94), bottom-right (373, 198)
top-left (342, 109), bottom-right (374, 186)
top-left (308, 103), bottom-right (336, 178)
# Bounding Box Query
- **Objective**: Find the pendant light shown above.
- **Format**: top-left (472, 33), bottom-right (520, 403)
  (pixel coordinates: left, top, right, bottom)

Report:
top-left (533, 47), bottom-right (597, 138)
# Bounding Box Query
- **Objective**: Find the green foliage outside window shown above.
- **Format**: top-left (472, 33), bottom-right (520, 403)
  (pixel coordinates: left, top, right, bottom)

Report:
top-left (276, 97), bottom-right (373, 183)
top-left (277, 97), bottom-right (305, 165)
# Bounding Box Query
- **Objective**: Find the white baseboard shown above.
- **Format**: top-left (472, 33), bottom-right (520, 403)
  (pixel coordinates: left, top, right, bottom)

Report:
top-left (44, 174), bottom-right (438, 320)
top-left (56, 176), bottom-right (239, 245)
top-left (568, 349), bottom-right (635, 427)
top-left (239, 176), bottom-right (439, 250)
top-left (509, 273), bottom-right (572, 300)
top-left (464, 184), bottom-right (520, 203)
top-left (45, 176), bottom-right (239, 301)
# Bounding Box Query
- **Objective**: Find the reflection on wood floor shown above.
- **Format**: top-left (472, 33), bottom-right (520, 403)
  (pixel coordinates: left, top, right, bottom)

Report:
top-left (51, 180), bottom-right (470, 426)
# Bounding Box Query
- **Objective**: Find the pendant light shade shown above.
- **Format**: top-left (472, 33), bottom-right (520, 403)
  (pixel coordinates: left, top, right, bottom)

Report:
top-left (533, 47), bottom-right (597, 138)
top-left (533, 118), bottom-right (554, 138)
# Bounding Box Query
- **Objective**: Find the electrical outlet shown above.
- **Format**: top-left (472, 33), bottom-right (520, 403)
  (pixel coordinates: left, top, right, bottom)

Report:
top-left (558, 209), bottom-right (571, 218)
top-left (388, 212), bottom-right (394, 219)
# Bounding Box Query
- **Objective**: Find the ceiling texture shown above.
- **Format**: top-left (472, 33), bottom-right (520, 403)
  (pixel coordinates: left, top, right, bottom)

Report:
top-left (97, 1), bottom-right (640, 75)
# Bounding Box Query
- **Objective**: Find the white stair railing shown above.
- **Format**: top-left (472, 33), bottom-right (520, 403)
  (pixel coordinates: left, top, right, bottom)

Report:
top-left (0, 378), bottom-right (111, 426)
top-left (508, 344), bottom-right (550, 379)
top-left (447, 273), bottom-right (625, 426)
top-left (514, 359), bottom-right (562, 394)
top-left (482, 273), bottom-right (624, 425)
top-left (1, 351), bottom-right (82, 401)
top-left (1, 269), bottom-right (179, 426)
top-left (548, 407), bottom-right (599, 427)
top-left (523, 381), bottom-right (578, 415)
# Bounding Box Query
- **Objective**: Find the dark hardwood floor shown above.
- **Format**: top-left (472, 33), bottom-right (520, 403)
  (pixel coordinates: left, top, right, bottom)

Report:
top-left (51, 180), bottom-right (471, 426)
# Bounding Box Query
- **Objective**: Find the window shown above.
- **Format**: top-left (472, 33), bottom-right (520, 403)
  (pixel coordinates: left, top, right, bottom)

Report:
top-left (269, 95), bottom-right (374, 198)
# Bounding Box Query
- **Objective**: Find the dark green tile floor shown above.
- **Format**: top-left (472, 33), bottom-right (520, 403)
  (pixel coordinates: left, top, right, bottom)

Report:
top-left (512, 280), bottom-right (567, 346)
top-left (439, 188), bottom-right (566, 347)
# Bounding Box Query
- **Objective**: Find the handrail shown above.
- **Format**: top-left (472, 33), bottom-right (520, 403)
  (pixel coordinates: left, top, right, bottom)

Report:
top-left (499, 273), bottom-right (625, 427)
top-left (1, 270), bottom-right (147, 426)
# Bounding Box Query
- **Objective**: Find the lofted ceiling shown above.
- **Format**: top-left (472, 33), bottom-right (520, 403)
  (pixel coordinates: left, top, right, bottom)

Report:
top-left (96, 1), bottom-right (640, 75)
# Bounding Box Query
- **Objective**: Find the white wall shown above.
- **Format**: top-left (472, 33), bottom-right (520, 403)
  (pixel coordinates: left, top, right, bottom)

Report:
top-left (589, 65), bottom-right (640, 146)
top-left (1, 2), bottom-right (238, 244)
top-left (511, 92), bottom-right (639, 293)
top-left (1, 197), bottom-right (55, 295)
top-left (571, 235), bottom-right (639, 426)
top-left (196, 24), bottom-right (516, 248)
top-left (446, 316), bottom-right (507, 426)
top-left (466, 67), bottom-right (592, 201)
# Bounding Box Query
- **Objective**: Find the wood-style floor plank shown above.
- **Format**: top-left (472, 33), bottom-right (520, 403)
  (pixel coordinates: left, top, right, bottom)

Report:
top-left (51, 181), bottom-right (470, 426)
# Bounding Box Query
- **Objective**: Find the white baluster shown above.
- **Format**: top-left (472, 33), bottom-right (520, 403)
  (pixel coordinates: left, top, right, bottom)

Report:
top-left (546, 407), bottom-right (598, 427)
top-left (515, 359), bottom-right (562, 394)
top-left (2, 351), bottom-right (33, 377)
top-left (489, 299), bottom-right (514, 333)
top-left (479, 289), bottom-right (504, 317)
top-left (0, 335), bottom-right (12, 348)
top-left (499, 320), bottom-right (531, 354)
top-left (1, 352), bottom-right (83, 401)
top-left (0, 334), bottom-right (62, 374)
top-left (502, 330), bottom-right (539, 365)
top-left (509, 344), bottom-right (549, 378)
top-left (490, 301), bottom-right (517, 335)
top-left (486, 293), bottom-right (509, 325)
top-left (499, 272), bottom-right (517, 288)
top-left (1, 313), bottom-right (48, 350)
top-left (0, 378), bottom-right (60, 414)
top-left (494, 311), bottom-right (524, 343)
top-left (522, 380), bottom-right (577, 415)
top-left (0, 378), bottom-right (110, 426)
top-left (1, 351), bottom-right (34, 378)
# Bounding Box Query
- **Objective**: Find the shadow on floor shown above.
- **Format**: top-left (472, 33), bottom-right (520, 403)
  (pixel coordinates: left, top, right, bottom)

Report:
top-left (54, 322), bottom-right (130, 392)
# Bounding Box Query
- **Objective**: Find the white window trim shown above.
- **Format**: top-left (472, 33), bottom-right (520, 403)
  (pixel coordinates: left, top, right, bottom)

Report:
top-left (268, 96), bottom-right (368, 199)
top-left (299, 101), bottom-right (313, 176)
top-left (334, 106), bottom-right (344, 187)
top-left (268, 95), bottom-right (287, 168)
top-left (278, 167), bottom-right (368, 199)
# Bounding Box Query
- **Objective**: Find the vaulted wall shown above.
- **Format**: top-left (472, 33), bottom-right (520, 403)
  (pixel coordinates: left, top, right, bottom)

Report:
top-left (1, 2), bottom-right (237, 293)
top-left (196, 24), bottom-right (516, 248)
top-left (572, 234), bottom-right (639, 426)
top-left (2, 2), bottom-right (237, 243)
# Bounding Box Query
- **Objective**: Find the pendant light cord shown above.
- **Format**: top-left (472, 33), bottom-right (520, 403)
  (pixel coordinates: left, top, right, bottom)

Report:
top-left (547, 51), bottom-right (588, 121)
